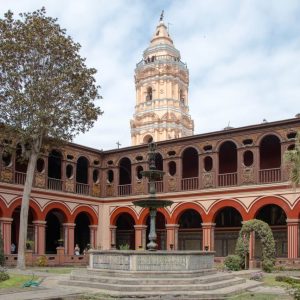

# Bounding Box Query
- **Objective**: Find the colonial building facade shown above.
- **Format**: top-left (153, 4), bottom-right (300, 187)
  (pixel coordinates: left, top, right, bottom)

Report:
top-left (0, 17), bottom-right (300, 267)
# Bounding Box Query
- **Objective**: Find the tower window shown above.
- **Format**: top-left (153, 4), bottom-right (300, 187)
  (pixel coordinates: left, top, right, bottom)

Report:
top-left (179, 89), bottom-right (184, 103)
top-left (146, 87), bottom-right (153, 101)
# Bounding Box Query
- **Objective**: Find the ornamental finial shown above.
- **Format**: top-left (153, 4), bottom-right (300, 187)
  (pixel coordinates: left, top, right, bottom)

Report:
top-left (159, 10), bottom-right (164, 22)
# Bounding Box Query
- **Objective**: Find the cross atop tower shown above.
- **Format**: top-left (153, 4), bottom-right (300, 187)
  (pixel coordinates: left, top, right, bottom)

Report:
top-left (159, 10), bottom-right (164, 22)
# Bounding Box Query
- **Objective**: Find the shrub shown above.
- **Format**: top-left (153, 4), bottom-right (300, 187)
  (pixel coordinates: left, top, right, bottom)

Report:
top-left (262, 258), bottom-right (274, 273)
top-left (119, 244), bottom-right (130, 250)
top-left (36, 255), bottom-right (48, 267)
top-left (224, 255), bottom-right (241, 271)
top-left (0, 267), bottom-right (9, 282)
top-left (235, 219), bottom-right (275, 272)
top-left (275, 275), bottom-right (288, 282)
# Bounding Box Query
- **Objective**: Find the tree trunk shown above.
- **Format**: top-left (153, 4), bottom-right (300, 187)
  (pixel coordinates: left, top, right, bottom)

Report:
top-left (17, 139), bottom-right (41, 269)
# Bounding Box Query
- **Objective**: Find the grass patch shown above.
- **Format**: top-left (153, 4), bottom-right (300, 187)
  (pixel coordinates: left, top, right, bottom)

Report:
top-left (229, 292), bottom-right (292, 300)
top-left (262, 274), bottom-right (291, 288)
top-left (0, 274), bottom-right (35, 289)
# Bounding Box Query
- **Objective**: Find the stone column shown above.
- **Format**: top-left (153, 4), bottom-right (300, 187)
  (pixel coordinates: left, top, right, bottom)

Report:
top-left (134, 225), bottom-right (147, 250)
top-left (287, 219), bottom-right (300, 259)
top-left (89, 225), bottom-right (98, 249)
top-left (63, 223), bottom-right (76, 255)
top-left (33, 220), bottom-right (46, 255)
top-left (202, 223), bottom-right (215, 251)
top-left (110, 225), bottom-right (117, 249)
top-left (166, 224), bottom-right (179, 250)
top-left (0, 217), bottom-right (13, 254)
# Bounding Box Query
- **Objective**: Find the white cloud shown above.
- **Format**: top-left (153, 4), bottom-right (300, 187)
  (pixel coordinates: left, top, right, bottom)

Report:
top-left (1, 0), bottom-right (299, 149)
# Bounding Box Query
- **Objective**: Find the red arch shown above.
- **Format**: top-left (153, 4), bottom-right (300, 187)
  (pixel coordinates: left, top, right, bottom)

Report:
top-left (42, 202), bottom-right (71, 222)
top-left (248, 196), bottom-right (292, 219)
top-left (138, 207), bottom-right (171, 225)
top-left (7, 197), bottom-right (43, 220)
top-left (290, 197), bottom-right (300, 219)
top-left (171, 202), bottom-right (207, 224)
top-left (207, 199), bottom-right (248, 222)
top-left (70, 205), bottom-right (98, 225)
top-left (110, 207), bottom-right (138, 226)
top-left (0, 197), bottom-right (7, 217)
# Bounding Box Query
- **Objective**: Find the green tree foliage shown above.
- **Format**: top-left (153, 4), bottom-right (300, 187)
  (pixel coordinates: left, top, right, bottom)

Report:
top-left (284, 132), bottom-right (300, 186)
top-left (235, 219), bottom-right (275, 272)
top-left (0, 8), bottom-right (102, 269)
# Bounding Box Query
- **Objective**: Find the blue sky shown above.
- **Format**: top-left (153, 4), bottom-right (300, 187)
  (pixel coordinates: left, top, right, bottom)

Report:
top-left (1, 0), bottom-right (300, 150)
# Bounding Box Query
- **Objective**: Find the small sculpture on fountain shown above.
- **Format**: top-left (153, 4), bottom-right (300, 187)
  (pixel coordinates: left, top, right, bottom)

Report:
top-left (133, 142), bottom-right (173, 251)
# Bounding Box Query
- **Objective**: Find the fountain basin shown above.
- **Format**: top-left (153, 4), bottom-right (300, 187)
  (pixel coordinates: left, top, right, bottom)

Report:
top-left (89, 250), bottom-right (215, 272)
top-left (133, 198), bottom-right (173, 208)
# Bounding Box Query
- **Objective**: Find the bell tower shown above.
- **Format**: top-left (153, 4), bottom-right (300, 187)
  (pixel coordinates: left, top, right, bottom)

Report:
top-left (130, 12), bottom-right (194, 145)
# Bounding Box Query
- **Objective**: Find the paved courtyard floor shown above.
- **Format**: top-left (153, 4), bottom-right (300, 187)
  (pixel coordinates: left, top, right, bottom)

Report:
top-left (0, 268), bottom-right (296, 300)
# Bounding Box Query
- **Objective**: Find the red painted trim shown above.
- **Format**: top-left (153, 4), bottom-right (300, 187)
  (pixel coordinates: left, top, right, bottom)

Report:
top-left (7, 197), bottom-right (43, 220)
top-left (138, 207), bottom-right (171, 225)
top-left (42, 202), bottom-right (72, 222)
top-left (207, 199), bottom-right (248, 222)
top-left (110, 207), bottom-right (138, 225)
top-left (248, 196), bottom-right (292, 219)
top-left (290, 197), bottom-right (300, 218)
top-left (171, 202), bottom-right (207, 223)
top-left (70, 205), bottom-right (98, 225)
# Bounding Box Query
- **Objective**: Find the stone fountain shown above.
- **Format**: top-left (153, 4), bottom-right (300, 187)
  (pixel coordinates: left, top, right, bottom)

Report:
top-left (132, 142), bottom-right (173, 251)
top-left (61, 143), bottom-right (262, 298)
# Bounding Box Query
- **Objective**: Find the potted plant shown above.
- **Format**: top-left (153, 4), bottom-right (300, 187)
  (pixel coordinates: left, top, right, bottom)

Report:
top-left (26, 240), bottom-right (34, 250)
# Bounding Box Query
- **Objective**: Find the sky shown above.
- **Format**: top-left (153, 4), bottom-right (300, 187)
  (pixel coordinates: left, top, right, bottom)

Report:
top-left (1, 0), bottom-right (300, 150)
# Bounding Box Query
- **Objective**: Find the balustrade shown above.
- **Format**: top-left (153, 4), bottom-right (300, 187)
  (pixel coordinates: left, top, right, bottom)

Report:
top-left (48, 177), bottom-right (63, 191)
top-left (181, 177), bottom-right (199, 191)
top-left (148, 181), bottom-right (163, 193)
top-left (14, 172), bottom-right (26, 185)
top-left (218, 173), bottom-right (237, 187)
top-left (76, 183), bottom-right (90, 195)
top-left (259, 168), bottom-right (281, 184)
top-left (118, 184), bottom-right (132, 196)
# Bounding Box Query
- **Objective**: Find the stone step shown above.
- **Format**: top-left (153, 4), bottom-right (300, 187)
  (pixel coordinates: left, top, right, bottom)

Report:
top-left (60, 277), bottom-right (245, 292)
top-left (70, 271), bottom-right (235, 285)
top-left (86, 267), bottom-right (217, 278)
top-left (59, 279), bottom-right (262, 299)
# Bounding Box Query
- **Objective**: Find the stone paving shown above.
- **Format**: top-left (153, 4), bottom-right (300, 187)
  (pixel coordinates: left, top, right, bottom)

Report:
top-left (0, 268), bottom-right (295, 300)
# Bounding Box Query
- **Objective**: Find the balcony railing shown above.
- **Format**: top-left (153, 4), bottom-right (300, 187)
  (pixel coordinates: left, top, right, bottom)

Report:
top-left (148, 181), bottom-right (163, 193)
top-left (118, 184), bottom-right (132, 196)
top-left (48, 177), bottom-right (63, 191)
top-left (181, 177), bottom-right (199, 191)
top-left (14, 172), bottom-right (26, 185)
top-left (218, 172), bottom-right (238, 187)
top-left (259, 168), bottom-right (281, 184)
top-left (76, 183), bottom-right (90, 195)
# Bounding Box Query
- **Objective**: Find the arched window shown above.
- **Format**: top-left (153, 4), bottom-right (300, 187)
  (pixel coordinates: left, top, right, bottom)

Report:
top-left (146, 87), bottom-right (152, 101)
top-left (179, 89), bottom-right (185, 103)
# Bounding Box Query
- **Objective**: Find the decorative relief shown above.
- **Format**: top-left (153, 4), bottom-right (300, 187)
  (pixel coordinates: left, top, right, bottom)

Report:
top-left (135, 181), bottom-right (144, 195)
top-left (35, 173), bottom-right (45, 188)
top-left (106, 184), bottom-right (114, 197)
top-left (65, 179), bottom-right (74, 192)
top-left (242, 167), bottom-right (254, 184)
top-left (202, 172), bottom-right (213, 188)
top-left (92, 184), bottom-right (101, 197)
top-left (168, 177), bottom-right (177, 192)
top-left (0, 168), bottom-right (13, 183)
